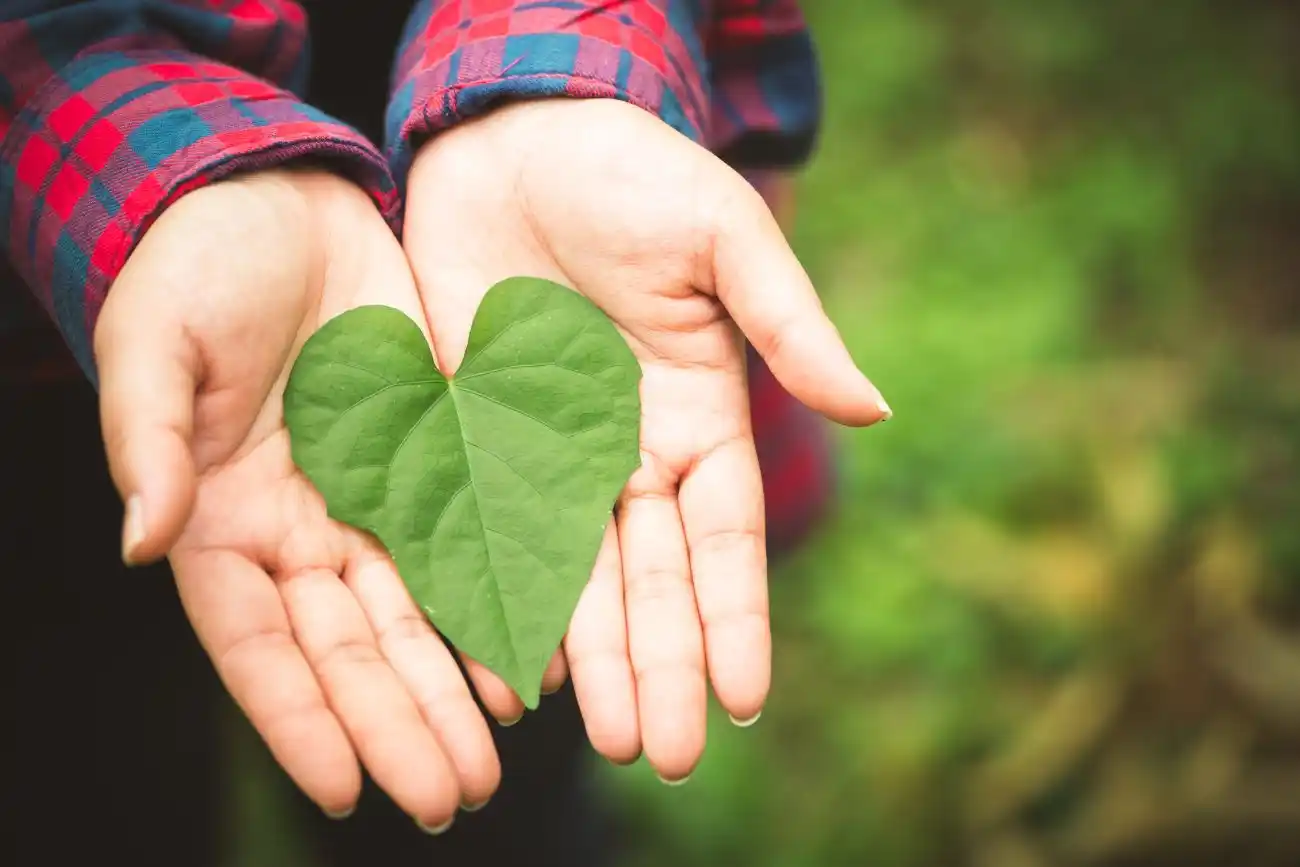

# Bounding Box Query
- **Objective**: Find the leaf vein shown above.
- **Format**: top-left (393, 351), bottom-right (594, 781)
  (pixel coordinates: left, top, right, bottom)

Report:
top-left (466, 439), bottom-right (547, 501)
top-left (329, 379), bottom-right (442, 424)
top-left (383, 389), bottom-right (452, 511)
top-left (420, 478), bottom-right (472, 550)
top-left (454, 360), bottom-right (618, 385)
top-left (484, 526), bottom-right (562, 590)
top-left (317, 358), bottom-right (397, 386)
top-left (457, 307), bottom-right (550, 374)
top-left (454, 391), bottom-right (523, 683)
top-left (455, 384), bottom-right (617, 440)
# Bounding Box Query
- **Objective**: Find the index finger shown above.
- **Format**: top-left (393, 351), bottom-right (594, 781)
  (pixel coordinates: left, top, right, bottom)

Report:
top-left (678, 433), bottom-right (770, 724)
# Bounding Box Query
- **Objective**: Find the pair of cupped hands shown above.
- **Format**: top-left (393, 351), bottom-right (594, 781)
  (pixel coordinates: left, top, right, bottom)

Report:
top-left (97, 99), bottom-right (888, 831)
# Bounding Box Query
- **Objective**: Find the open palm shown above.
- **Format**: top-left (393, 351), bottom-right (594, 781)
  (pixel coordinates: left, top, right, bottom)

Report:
top-left (403, 100), bottom-right (890, 781)
top-left (95, 170), bottom-right (497, 827)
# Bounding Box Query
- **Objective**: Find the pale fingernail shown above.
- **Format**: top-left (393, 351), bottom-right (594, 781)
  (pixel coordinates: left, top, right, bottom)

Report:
top-left (729, 710), bottom-right (762, 728)
top-left (461, 798), bottom-right (489, 813)
top-left (656, 773), bottom-right (691, 787)
top-left (499, 714), bottom-right (522, 727)
top-left (121, 495), bottom-right (145, 565)
top-left (876, 396), bottom-right (893, 420)
top-left (417, 816), bottom-right (454, 835)
top-left (324, 806), bottom-right (354, 820)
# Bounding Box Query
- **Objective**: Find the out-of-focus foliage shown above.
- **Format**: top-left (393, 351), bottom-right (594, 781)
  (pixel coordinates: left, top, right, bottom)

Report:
top-left (606, 1), bottom-right (1300, 866)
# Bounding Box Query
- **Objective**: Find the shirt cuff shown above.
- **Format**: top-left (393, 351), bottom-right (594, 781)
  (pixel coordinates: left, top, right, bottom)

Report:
top-left (707, 5), bottom-right (822, 169)
top-left (385, 0), bottom-right (710, 188)
top-left (0, 49), bottom-right (399, 380)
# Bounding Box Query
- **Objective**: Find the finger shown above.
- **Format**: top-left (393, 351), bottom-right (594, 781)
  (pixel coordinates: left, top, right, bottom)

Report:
top-left (541, 649), bottom-right (569, 696)
top-left (94, 288), bottom-right (198, 566)
top-left (565, 520), bottom-right (642, 764)
top-left (172, 549), bottom-right (360, 816)
top-left (344, 551), bottom-right (500, 810)
top-left (679, 435), bottom-right (770, 724)
top-left (279, 567), bottom-right (461, 830)
top-left (462, 656), bottom-right (527, 725)
top-left (620, 454), bottom-right (707, 782)
top-left (709, 178), bottom-right (890, 427)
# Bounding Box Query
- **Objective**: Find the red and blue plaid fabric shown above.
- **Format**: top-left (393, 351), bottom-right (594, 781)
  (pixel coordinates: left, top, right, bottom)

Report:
top-left (386, 0), bottom-right (820, 181)
top-left (708, 0), bottom-right (821, 165)
top-left (1, 0), bottom-right (830, 549)
top-left (0, 2), bottom-right (399, 381)
top-left (386, 0), bottom-right (710, 185)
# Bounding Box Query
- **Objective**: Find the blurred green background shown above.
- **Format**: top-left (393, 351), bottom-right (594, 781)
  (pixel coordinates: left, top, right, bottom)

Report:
top-left (603, 1), bottom-right (1300, 866)
top-left (230, 1), bottom-right (1300, 864)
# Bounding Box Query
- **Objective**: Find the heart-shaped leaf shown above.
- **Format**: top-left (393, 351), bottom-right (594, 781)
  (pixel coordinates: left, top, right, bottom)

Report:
top-left (283, 277), bottom-right (641, 708)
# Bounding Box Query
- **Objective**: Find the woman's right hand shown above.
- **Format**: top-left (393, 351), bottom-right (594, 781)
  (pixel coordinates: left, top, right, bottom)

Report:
top-left (93, 169), bottom-right (499, 829)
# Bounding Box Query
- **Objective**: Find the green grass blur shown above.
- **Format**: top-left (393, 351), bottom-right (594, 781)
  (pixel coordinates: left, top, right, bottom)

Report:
top-left (603, 2), bottom-right (1300, 866)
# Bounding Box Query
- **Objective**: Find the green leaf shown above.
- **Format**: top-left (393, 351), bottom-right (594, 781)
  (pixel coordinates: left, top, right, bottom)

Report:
top-left (283, 277), bottom-right (641, 708)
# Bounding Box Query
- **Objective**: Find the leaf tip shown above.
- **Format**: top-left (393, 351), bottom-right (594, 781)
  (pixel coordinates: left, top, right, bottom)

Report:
top-left (519, 685), bottom-right (542, 711)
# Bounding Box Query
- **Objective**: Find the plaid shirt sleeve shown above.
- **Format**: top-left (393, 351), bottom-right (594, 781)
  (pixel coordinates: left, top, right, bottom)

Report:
top-left (0, 1), bottom-right (399, 380)
top-left (707, 0), bottom-right (821, 168)
top-left (384, 0), bottom-right (821, 183)
top-left (384, 0), bottom-right (713, 186)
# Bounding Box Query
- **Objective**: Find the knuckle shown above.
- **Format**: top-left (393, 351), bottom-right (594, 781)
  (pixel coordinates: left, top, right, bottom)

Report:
top-left (216, 625), bottom-right (294, 674)
top-left (313, 637), bottom-right (385, 678)
top-left (693, 525), bottom-right (764, 559)
top-left (633, 654), bottom-right (705, 683)
top-left (377, 613), bottom-right (436, 650)
top-left (624, 566), bottom-right (689, 606)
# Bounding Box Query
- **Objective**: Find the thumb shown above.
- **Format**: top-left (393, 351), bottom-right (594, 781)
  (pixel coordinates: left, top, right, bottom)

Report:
top-left (709, 181), bottom-right (891, 427)
top-left (94, 289), bottom-right (200, 566)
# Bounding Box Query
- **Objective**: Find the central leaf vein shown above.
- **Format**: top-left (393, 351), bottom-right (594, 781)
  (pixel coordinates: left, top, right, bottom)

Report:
top-left (383, 386), bottom-right (451, 513)
top-left (450, 381), bottom-right (522, 683)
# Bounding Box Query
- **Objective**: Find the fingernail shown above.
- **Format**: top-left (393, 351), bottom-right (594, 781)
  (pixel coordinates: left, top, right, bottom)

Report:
top-left (499, 714), bottom-right (522, 727)
top-left (121, 495), bottom-right (145, 565)
top-left (461, 799), bottom-right (489, 813)
top-left (417, 816), bottom-right (454, 835)
top-left (876, 396), bottom-right (893, 421)
top-left (541, 682), bottom-right (561, 696)
top-left (324, 806), bottom-right (354, 820)
top-left (729, 710), bottom-right (762, 728)
top-left (656, 773), bottom-right (691, 787)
